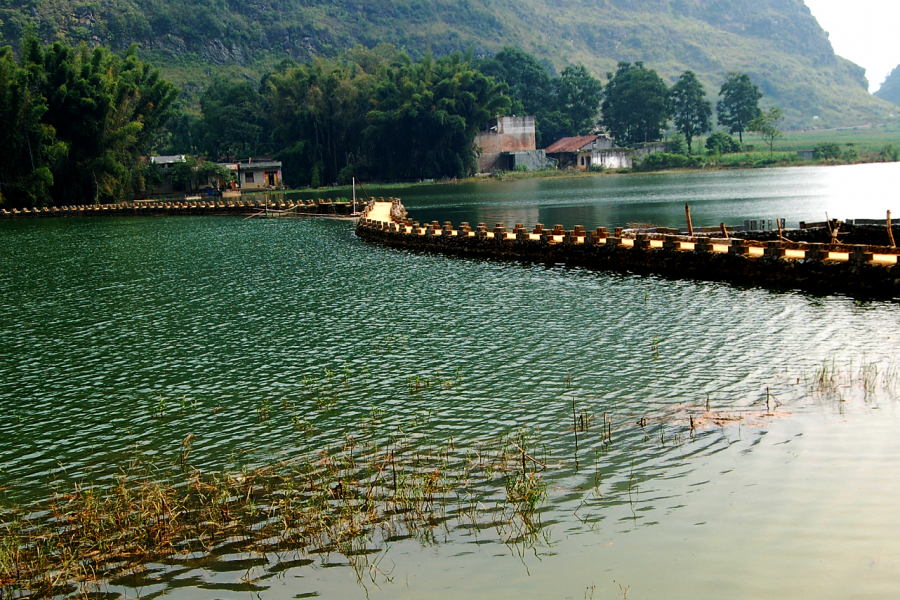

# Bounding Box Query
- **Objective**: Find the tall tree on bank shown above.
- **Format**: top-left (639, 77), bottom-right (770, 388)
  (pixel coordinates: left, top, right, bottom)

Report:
top-left (475, 47), bottom-right (553, 117)
top-left (0, 37), bottom-right (177, 207)
top-left (716, 72), bottom-right (762, 145)
top-left (265, 46), bottom-right (384, 187)
top-left (748, 107), bottom-right (785, 156)
top-left (365, 50), bottom-right (510, 180)
top-left (199, 78), bottom-right (269, 160)
top-left (668, 70), bottom-right (711, 154)
top-left (602, 62), bottom-right (669, 146)
top-left (0, 46), bottom-right (60, 207)
top-left (552, 64), bottom-right (603, 136)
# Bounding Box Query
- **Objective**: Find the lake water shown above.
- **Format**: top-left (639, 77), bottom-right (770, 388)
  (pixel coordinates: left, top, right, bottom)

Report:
top-left (1, 163), bottom-right (899, 599)
top-left (290, 161), bottom-right (900, 230)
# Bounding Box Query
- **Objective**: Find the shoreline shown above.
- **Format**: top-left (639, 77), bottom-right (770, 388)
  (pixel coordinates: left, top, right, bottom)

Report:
top-left (0, 198), bottom-right (363, 220)
top-left (277, 155), bottom-right (898, 196)
top-left (2, 157), bottom-right (896, 213)
top-left (2, 158), bottom-right (896, 218)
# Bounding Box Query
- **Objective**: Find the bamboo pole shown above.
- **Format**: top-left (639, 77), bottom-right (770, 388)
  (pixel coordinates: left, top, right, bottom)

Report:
top-left (888, 210), bottom-right (895, 248)
top-left (777, 217), bottom-right (786, 242)
top-left (685, 203), bottom-right (694, 236)
top-left (719, 223), bottom-right (729, 239)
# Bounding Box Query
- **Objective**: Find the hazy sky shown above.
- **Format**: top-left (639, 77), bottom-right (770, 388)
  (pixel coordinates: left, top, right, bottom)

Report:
top-left (803, 0), bottom-right (899, 92)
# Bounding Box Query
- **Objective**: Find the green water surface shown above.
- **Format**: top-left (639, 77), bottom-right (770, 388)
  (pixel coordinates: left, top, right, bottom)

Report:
top-left (1, 164), bottom-right (899, 599)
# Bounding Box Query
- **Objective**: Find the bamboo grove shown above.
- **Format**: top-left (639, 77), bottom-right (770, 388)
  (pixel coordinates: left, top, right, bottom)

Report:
top-left (0, 38), bottom-right (179, 208)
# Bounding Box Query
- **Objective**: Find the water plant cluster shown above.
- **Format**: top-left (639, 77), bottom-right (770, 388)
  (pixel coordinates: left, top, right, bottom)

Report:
top-left (806, 358), bottom-right (899, 403)
top-left (0, 420), bottom-right (549, 597)
top-left (3, 357), bottom-right (897, 597)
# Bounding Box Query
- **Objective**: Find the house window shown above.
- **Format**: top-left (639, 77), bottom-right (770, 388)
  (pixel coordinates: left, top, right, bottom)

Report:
top-left (245, 172), bottom-right (255, 183)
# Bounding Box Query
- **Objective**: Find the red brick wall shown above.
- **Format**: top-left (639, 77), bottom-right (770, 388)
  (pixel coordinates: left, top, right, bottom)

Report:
top-left (476, 116), bottom-right (536, 154)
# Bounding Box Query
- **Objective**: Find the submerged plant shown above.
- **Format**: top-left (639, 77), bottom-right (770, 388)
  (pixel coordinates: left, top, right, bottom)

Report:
top-left (257, 398), bottom-right (272, 421)
top-left (505, 472), bottom-right (547, 513)
top-left (0, 422), bottom-right (554, 597)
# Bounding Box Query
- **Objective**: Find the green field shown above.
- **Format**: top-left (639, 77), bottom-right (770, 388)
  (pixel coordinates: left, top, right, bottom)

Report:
top-left (744, 121), bottom-right (900, 154)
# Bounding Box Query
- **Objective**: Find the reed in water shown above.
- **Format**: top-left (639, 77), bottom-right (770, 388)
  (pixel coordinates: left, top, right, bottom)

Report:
top-left (0, 425), bottom-right (548, 597)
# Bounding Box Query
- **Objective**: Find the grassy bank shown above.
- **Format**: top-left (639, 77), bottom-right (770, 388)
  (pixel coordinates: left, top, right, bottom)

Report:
top-left (767, 122), bottom-right (900, 154)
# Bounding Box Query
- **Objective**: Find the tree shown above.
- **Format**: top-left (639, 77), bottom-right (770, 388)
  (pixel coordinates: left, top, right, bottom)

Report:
top-left (364, 50), bottom-right (510, 180)
top-left (199, 78), bottom-right (268, 159)
top-left (705, 132), bottom-right (741, 154)
top-left (0, 45), bottom-right (60, 207)
top-left (668, 132), bottom-right (688, 155)
top-left (170, 156), bottom-right (199, 191)
top-left (199, 161), bottom-right (235, 188)
top-left (716, 72), bottom-right (762, 145)
top-left (554, 65), bottom-right (603, 136)
top-left (813, 142), bottom-right (842, 160)
top-left (265, 45), bottom-right (391, 187)
top-left (474, 49), bottom-right (602, 146)
top-left (601, 62), bottom-right (669, 146)
top-left (668, 70), bottom-right (711, 154)
top-left (475, 47), bottom-right (553, 117)
top-left (748, 108), bottom-right (784, 155)
top-left (3, 37), bottom-right (178, 206)
top-left (157, 107), bottom-right (201, 155)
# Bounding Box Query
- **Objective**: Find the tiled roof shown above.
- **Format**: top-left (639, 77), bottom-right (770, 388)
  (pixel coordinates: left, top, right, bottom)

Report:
top-left (544, 135), bottom-right (600, 153)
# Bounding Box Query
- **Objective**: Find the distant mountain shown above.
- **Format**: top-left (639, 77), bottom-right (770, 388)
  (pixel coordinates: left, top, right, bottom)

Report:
top-left (1, 0), bottom-right (895, 127)
top-left (875, 65), bottom-right (900, 107)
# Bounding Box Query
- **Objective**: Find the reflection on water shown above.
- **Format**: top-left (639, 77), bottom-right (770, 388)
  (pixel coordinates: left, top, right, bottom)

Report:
top-left (1, 165), bottom-right (899, 599)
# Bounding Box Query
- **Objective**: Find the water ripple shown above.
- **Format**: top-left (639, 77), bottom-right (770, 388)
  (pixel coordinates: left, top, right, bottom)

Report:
top-left (1, 204), bottom-right (900, 597)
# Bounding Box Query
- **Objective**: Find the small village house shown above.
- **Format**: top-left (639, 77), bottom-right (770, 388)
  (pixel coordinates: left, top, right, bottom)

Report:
top-left (236, 160), bottom-right (283, 190)
top-left (545, 135), bottom-right (667, 170)
top-left (147, 156), bottom-right (284, 196)
top-left (204, 160), bottom-right (285, 191)
top-left (544, 135), bottom-right (619, 170)
top-left (149, 155), bottom-right (186, 193)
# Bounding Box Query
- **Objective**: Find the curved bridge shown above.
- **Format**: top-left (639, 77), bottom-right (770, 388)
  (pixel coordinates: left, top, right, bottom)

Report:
top-left (357, 200), bottom-right (900, 298)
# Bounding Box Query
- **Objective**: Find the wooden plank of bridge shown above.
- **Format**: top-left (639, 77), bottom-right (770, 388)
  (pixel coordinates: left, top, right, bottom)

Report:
top-left (367, 201), bottom-right (393, 224)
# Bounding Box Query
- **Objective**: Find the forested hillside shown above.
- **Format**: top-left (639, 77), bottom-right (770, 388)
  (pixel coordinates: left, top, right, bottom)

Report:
top-left (0, 0), bottom-right (893, 128)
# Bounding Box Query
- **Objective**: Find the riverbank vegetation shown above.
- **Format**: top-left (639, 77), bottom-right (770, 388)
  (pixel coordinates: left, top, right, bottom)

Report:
top-left (3, 355), bottom-right (895, 597)
top-left (3, 35), bottom-right (898, 209)
top-left (0, 38), bottom-right (178, 208)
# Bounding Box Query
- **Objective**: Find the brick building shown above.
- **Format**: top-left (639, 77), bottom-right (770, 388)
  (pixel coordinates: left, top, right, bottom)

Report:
top-left (475, 116), bottom-right (555, 172)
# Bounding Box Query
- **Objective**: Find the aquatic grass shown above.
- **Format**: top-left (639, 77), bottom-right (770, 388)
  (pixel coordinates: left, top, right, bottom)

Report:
top-left (4, 363), bottom-right (884, 597)
top-left (0, 425), bottom-right (550, 597)
top-left (806, 357), bottom-right (899, 402)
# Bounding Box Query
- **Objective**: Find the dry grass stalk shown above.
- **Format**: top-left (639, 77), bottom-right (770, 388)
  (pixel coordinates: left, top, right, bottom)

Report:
top-left (0, 431), bottom-right (548, 597)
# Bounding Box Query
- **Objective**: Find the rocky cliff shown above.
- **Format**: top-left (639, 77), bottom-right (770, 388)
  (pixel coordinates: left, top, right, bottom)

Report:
top-left (875, 65), bottom-right (900, 107)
